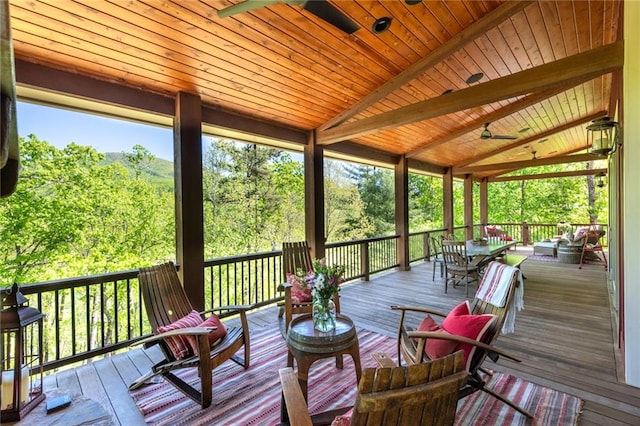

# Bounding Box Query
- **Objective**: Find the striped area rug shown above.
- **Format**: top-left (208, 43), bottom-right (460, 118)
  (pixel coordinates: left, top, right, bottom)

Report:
top-left (130, 325), bottom-right (582, 426)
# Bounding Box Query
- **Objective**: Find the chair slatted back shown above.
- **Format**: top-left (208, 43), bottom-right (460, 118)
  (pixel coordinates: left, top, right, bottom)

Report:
top-left (467, 269), bottom-right (519, 370)
top-left (352, 351), bottom-right (466, 426)
top-left (282, 241), bottom-right (314, 280)
top-left (441, 240), bottom-right (468, 267)
top-left (139, 262), bottom-right (193, 334)
top-left (430, 236), bottom-right (443, 259)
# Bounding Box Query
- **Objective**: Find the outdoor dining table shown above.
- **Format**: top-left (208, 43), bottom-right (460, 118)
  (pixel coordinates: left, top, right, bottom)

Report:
top-left (466, 240), bottom-right (518, 266)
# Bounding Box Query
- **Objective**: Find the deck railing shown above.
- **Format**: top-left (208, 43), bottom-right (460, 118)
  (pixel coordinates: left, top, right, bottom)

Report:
top-left (17, 233), bottom-right (413, 373)
top-left (12, 222), bottom-right (607, 373)
top-left (472, 222), bottom-right (609, 247)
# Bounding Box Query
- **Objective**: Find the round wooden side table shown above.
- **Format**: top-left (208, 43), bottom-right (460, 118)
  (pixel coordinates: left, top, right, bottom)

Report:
top-left (285, 313), bottom-right (362, 402)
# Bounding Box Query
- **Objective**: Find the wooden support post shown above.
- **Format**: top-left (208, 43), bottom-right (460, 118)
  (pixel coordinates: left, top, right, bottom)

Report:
top-left (480, 179), bottom-right (489, 236)
top-left (174, 91), bottom-right (204, 311)
top-left (522, 222), bottom-right (531, 246)
top-left (360, 241), bottom-right (370, 281)
top-left (443, 168), bottom-right (454, 236)
top-left (304, 131), bottom-right (325, 260)
top-left (395, 156), bottom-right (410, 271)
top-left (464, 175), bottom-right (474, 240)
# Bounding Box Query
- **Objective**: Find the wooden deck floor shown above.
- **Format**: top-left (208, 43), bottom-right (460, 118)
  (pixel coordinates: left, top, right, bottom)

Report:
top-left (15, 254), bottom-right (640, 425)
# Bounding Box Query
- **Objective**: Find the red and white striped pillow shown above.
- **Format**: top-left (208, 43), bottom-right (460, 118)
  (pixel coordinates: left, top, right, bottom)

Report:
top-left (157, 310), bottom-right (203, 360)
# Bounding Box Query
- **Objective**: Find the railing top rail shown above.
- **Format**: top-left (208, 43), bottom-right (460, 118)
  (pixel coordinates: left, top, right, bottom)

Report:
top-left (408, 227), bottom-right (447, 237)
top-left (5, 269), bottom-right (140, 294)
top-left (205, 250), bottom-right (281, 267)
top-left (326, 234), bottom-right (400, 249)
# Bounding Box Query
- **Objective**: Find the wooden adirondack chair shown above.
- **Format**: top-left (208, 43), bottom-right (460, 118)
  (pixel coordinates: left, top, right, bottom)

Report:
top-left (278, 241), bottom-right (343, 368)
top-left (390, 262), bottom-right (533, 419)
top-left (279, 350), bottom-right (466, 426)
top-left (129, 261), bottom-right (252, 409)
top-left (278, 241), bottom-right (341, 334)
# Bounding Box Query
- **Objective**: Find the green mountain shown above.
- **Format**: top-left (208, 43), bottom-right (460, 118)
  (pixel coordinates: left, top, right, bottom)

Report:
top-left (102, 152), bottom-right (174, 190)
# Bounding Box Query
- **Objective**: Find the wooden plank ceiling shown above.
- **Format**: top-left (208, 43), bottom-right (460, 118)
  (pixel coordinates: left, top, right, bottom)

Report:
top-left (7, 0), bottom-right (622, 178)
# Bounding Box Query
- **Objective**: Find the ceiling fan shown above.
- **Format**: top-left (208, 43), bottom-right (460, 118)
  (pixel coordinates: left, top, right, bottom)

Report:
top-left (217, 0), bottom-right (360, 34)
top-left (480, 123), bottom-right (517, 140)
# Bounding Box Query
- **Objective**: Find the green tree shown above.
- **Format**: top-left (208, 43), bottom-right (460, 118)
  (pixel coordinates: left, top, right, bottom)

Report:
top-left (344, 164), bottom-right (395, 237)
top-left (0, 135), bottom-right (100, 282)
top-left (408, 173), bottom-right (443, 231)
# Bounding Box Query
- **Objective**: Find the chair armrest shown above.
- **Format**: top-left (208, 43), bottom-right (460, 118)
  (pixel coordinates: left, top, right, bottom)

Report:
top-left (279, 367), bottom-right (313, 426)
top-left (406, 331), bottom-right (521, 363)
top-left (372, 352), bottom-right (396, 368)
top-left (201, 304), bottom-right (255, 316)
top-left (278, 281), bottom-right (293, 292)
top-left (391, 305), bottom-right (448, 319)
top-left (130, 327), bottom-right (216, 347)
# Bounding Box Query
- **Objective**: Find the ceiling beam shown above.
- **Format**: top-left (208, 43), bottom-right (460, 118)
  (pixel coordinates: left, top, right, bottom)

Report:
top-left (406, 84), bottom-right (580, 158)
top-left (325, 141), bottom-right (401, 166)
top-left (454, 111), bottom-right (607, 168)
top-left (317, 41), bottom-right (624, 145)
top-left (407, 159), bottom-right (447, 176)
top-left (454, 153), bottom-right (598, 175)
top-left (318, 0), bottom-right (534, 131)
top-left (489, 168), bottom-right (607, 183)
top-left (485, 145), bottom-right (591, 178)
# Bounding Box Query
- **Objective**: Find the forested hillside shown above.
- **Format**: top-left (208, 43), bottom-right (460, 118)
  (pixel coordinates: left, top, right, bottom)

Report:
top-left (0, 134), bottom-right (606, 285)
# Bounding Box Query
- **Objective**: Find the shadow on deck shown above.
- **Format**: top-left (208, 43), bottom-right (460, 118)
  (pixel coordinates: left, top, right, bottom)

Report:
top-left (16, 252), bottom-right (640, 426)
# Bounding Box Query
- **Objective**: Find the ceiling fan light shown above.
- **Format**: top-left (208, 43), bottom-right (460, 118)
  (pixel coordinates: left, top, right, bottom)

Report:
top-left (372, 17), bottom-right (392, 33)
top-left (405, 0), bottom-right (422, 5)
top-left (480, 129), bottom-right (492, 139)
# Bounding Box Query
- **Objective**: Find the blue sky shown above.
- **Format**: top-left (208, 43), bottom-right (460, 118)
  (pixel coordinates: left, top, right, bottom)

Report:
top-left (17, 101), bottom-right (175, 161)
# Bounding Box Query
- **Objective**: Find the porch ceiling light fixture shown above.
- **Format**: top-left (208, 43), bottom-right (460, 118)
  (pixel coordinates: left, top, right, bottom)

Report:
top-left (465, 72), bottom-right (484, 84)
top-left (596, 172), bottom-right (606, 188)
top-left (372, 17), bottom-right (392, 33)
top-left (586, 116), bottom-right (620, 157)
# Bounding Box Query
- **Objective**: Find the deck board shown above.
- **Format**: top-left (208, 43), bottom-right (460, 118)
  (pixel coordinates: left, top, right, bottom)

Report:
top-left (20, 254), bottom-right (640, 426)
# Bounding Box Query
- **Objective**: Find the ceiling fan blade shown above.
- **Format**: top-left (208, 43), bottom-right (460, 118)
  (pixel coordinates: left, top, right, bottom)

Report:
top-left (217, 0), bottom-right (281, 18)
top-left (302, 0), bottom-right (359, 34)
top-left (491, 135), bottom-right (518, 140)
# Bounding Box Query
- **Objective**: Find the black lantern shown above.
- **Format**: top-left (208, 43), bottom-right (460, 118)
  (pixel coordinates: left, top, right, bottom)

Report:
top-left (596, 173), bottom-right (606, 188)
top-left (0, 283), bottom-right (45, 422)
top-left (586, 116), bottom-right (619, 157)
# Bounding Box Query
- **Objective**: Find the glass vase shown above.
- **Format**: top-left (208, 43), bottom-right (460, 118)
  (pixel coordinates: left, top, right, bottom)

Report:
top-left (312, 297), bottom-right (336, 332)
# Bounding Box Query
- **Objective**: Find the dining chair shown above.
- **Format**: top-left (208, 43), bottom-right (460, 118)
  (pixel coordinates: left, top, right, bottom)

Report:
top-left (430, 236), bottom-right (445, 281)
top-left (441, 240), bottom-right (480, 297)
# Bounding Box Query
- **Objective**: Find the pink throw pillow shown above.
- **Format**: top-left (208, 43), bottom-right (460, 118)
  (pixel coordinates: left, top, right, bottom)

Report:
top-left (417, 315), bottom-right (458, 360)
top-left (157, 310), bottom-right (202, 360)
top-left (186, 314), bottom-right (228, 355)
top-left (574, 227), bottom-right (589, 241)
top-left (441, 302), bottom-right (496, 370)
top-left (287, 272), bottom-right (312, 304)
top-left (331, 407), bottom-right (353, 426)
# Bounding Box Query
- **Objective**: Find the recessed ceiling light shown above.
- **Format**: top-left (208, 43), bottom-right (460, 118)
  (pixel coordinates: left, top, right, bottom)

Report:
top-left (405, 0), bottom-right (422, 4)
top-left (442, 89), bottom-right (454, 95)
top-left (465, 72), bottom-right (483, 84)
top-left (518, 127), bottom-right (530, 133)
top-left (538, 138), bottom-right (548, 143)
top-left (372, 17), bottom-right (392, 33)
top-left (549, 150), bottom-right (557, 155)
